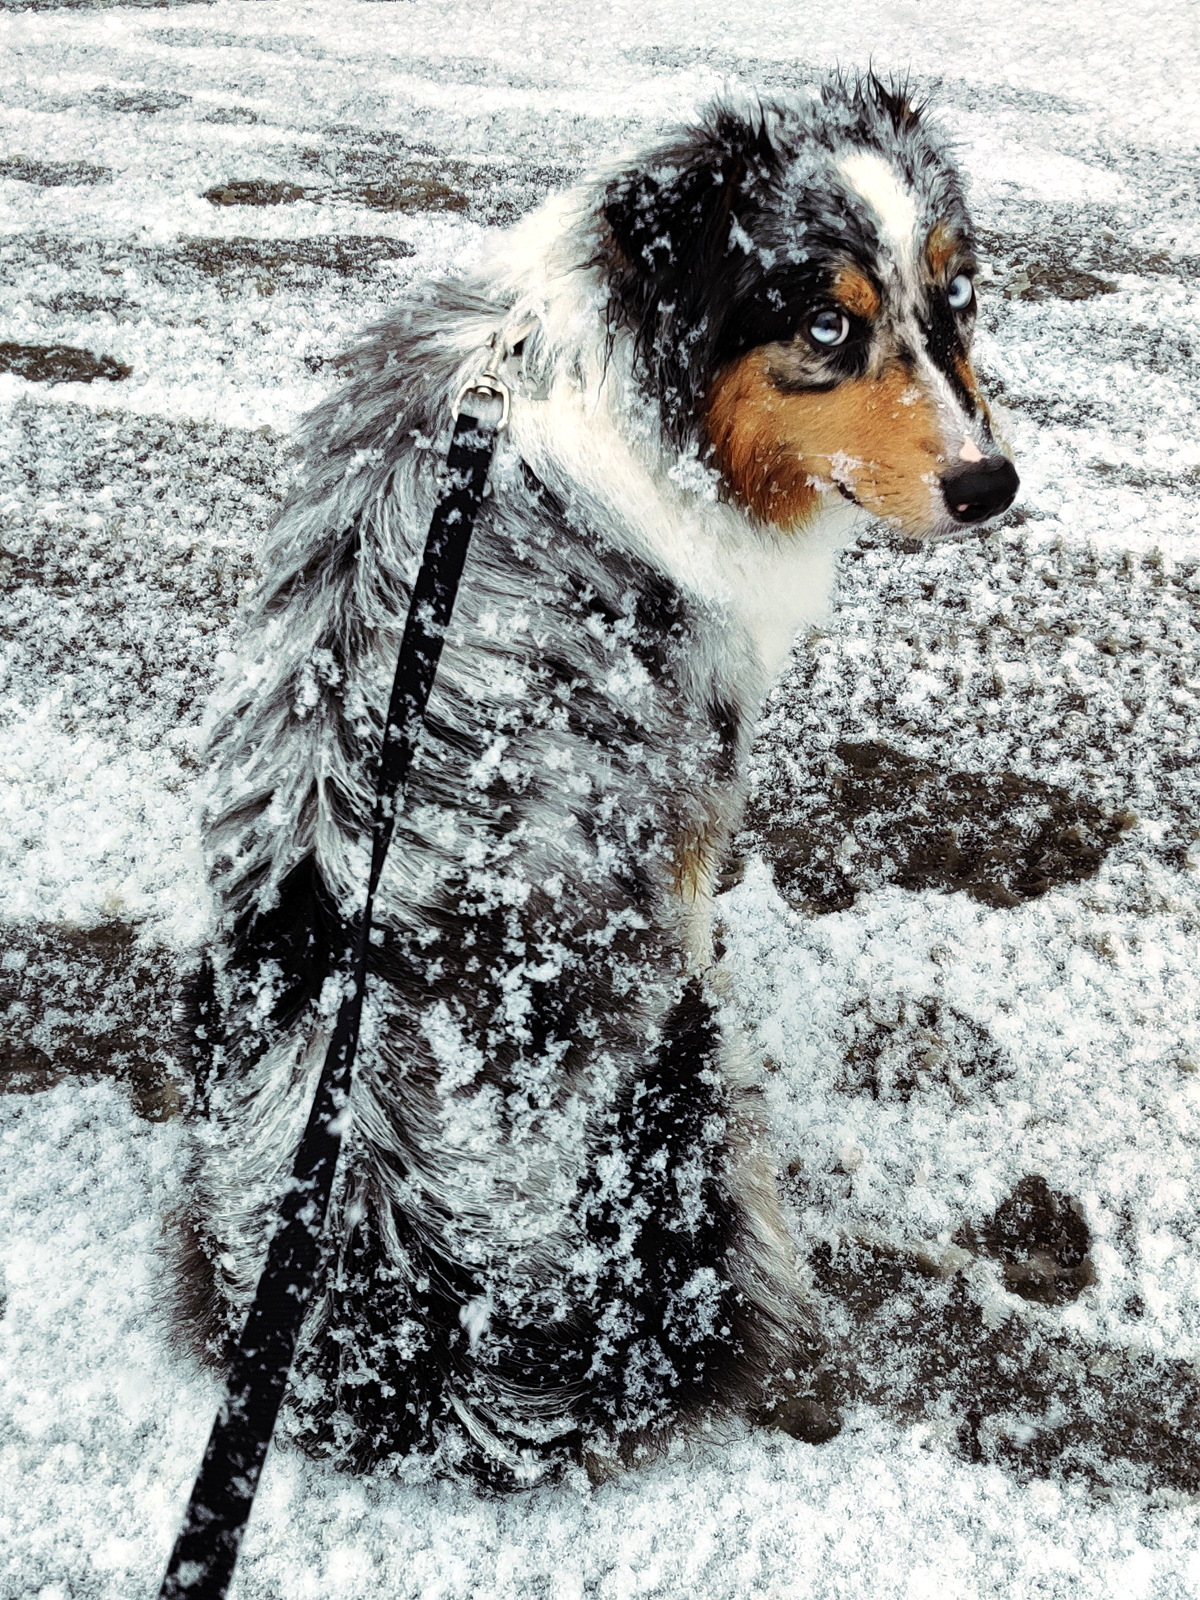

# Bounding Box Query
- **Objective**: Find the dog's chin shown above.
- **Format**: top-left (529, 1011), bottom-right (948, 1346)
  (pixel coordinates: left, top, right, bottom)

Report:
top-left (830, 486), bottom-right (1004, 549)
top-left (875, 505), bottom-right (1021, 553)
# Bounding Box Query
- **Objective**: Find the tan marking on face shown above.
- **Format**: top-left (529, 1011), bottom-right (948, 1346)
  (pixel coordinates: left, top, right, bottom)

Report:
top-left (833, 267), bottom-right (880, 321)
top-left (954, 353), bottom-right (995, 434)
top-left (706, 350), bottom-right (946, 535)
top-left (951, 353), bottom-right (1004, 448)
top-left (926, 222), bottom-right (960, 277)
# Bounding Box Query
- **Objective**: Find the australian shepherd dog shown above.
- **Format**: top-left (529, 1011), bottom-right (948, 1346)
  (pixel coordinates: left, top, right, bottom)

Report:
top-left (174, 74), bottom-right (1018, 1486)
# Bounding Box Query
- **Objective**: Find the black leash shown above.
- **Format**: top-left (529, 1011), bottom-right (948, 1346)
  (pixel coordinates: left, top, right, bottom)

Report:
top-left (158, 368), bottom-right (510, 1600)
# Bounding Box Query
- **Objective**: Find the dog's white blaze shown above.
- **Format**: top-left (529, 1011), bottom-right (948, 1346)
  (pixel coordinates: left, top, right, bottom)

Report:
top-left (890, 310), bottom-right (993, 518)
top-left (838, 149), bottom-right (919, 260)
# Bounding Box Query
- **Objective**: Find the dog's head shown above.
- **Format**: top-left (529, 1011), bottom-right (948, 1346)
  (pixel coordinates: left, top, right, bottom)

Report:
top-left (603, 75), bottom-right (1017, 539)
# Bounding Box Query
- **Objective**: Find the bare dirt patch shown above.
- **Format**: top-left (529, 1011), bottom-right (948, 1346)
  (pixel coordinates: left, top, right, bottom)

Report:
top-left (0, 343), bottom-right (131, 384)
top-left (749, 740), bottom-right (1128, 913)
top-left (0, 157), bottom-right (112, 187)
top-left (0, 921), bottom-right (179, 1121)
top-left (809, 1220), bottom-right (1200, 1495)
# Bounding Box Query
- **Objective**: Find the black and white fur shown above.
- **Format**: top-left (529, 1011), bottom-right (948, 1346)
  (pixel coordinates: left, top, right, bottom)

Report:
top-left (174, 75), bottom-right (1016, 1485)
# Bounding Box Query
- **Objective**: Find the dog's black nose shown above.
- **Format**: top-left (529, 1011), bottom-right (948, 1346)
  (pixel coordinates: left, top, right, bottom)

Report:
top-left (940, 456), bottom-right (1020, 524)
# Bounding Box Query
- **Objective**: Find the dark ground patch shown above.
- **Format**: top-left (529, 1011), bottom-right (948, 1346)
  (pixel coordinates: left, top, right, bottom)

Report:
top-left (90, 85), bottom-right (192, 114)
top-left (26, 290), bottom-right (127, 317)
top-left (749, 740), bottom-right (1128, 913)
top-left (0, 921), bottom-right (179, 1120)
top-left (347, 176), bottom-right (470, 214)
top-left (178, 233), bottom-right (414, 277)
top-left (308, 134), bottom-right (575, 223)
top-left (977, 215), bottom-right (1200, 292)
top-left (0, 157), bottom-right (112, 187)
top-left (834, 994), bottom-right (1013, 1103)
top-left (203, 179), bottom-right (309, 207)
top-left (201, 105), bottom-right (262, 125)
top-left (0, 343), bottom-right (131, 384)
top-left (976, 223), bottom-right (1200, 293)
top-left (197, 131), bottom-right (577, 225)
top-left (998, 261), bottom-right (1117, 303)
top-left (808, 1219), bottom-right (1199, 1496)
top-left (144, 24), bottom-right (339, 60)
top-left (333, 173), bottom-right (472, 214)
top-left (202, 171), bottom-right (473, 215)
top-left (955, 1174), bottom-right (1095, 1305)
top-left (0, 232), bottom-right (416, 302)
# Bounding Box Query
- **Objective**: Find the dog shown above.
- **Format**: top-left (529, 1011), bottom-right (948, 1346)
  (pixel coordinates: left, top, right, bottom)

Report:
top-left (174, 73), bottom-right (1018, 1487)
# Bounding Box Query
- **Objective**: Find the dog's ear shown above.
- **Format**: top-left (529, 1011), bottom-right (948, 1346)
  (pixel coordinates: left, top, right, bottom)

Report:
top-left (862, 70), bottom-right (924, 136)
top-left (603, 108), bottom-right (775, 308)
top-left (602, 108), bottom-right (778, 437)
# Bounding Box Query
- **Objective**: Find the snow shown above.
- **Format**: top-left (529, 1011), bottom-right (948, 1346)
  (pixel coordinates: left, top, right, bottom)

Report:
top-left (1, 1), bottom-right (1199, 1596)
top-left (2, 1089), bottom-right (1196, 1600)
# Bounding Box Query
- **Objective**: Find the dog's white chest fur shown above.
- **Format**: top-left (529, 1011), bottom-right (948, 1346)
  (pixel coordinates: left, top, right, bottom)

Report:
top-left (512, 388), bottom-right (859, 679)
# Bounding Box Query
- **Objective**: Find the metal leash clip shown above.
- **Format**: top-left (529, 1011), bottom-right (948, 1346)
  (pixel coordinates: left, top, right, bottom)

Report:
top-left (451, 329), bottom-right (515, 432)
top-left (450, 315), bottom-right (549, 427)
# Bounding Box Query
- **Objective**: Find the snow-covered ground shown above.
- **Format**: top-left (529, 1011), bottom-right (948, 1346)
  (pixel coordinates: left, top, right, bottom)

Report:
top-left (1, 2), bottom-right (1198, 1595)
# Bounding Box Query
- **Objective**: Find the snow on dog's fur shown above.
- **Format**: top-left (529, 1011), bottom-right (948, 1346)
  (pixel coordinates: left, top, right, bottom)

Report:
top-left (173, 75), bottom-right (1018, 1485)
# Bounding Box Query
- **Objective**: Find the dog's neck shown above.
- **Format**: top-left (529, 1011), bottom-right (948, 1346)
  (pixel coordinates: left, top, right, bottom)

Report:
top-left (485, 194), bottom-right (865, 690)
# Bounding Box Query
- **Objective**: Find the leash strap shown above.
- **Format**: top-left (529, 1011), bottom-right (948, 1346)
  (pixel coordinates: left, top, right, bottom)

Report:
top-left (159, 385), bottom-right (506, 1600)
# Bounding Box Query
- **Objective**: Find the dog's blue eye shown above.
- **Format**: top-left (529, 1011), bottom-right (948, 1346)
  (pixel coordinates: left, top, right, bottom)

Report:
top-left (808, 309), bottom-right (850, 347)
top-left (947, 274), bottom-right (974, 311)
